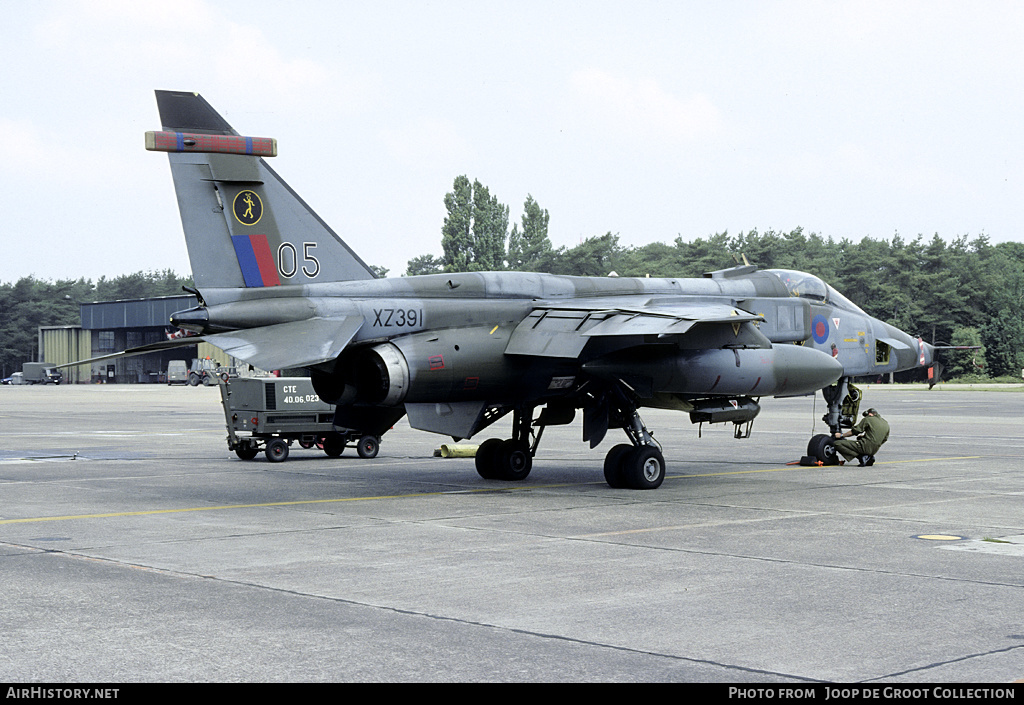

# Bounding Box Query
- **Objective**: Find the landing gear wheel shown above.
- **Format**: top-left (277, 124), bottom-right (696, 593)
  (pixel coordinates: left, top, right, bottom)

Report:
top-left (356, 435), bottom-right (380, 459)
top-left (234, 444), bottom-right (258, 460)
top-left (603, 444), bottom-right (633, 488)
top-left (495, 439), bottom-right (532, 481)
top-left (621, 446), bottom-right (666, 490)
top-left (808, 434), bottom-right (839, 465)
top-left (475, 438), bottom-right (503, 480)
top-left (322, 435), bottom-right (345, 458)
top-left (266, 439), bottom-right (289, 463)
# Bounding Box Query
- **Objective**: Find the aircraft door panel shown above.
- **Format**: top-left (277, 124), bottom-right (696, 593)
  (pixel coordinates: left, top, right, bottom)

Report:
top-left (738, 297), bottom-right (811, 343)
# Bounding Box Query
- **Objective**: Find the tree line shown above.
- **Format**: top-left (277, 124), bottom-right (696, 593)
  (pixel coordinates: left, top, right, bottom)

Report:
top-left (2, 176), bottom-right (1022, 382)
top-left (404, 176), bottom-right (1024, 380)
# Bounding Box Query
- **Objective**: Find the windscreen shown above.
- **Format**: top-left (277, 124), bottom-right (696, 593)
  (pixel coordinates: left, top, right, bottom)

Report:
top-left (766, 269), bottom-right (865, 314)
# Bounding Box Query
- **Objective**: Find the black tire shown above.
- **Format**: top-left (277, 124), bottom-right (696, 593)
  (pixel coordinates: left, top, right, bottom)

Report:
top-left (475, 438), bottom-right (503, 479)
top-left (603, 444), bottom-right (633, 488)
top-left (356, 435), bottom-right (380, 459)
top-left (494, 439), bottom-right (532, 481)
top-left (266, 439), bottom-right (289, 463)
top-left (621, 446), bottom-right (666, 490)
top-left (235, 445), bottom-right (259, 461)
top-left (188, 374), bottom-right (200, 387)
top-left (322, 435), bottom-right (345, 458)
top-left (808, 434), bottom-right (839, 465)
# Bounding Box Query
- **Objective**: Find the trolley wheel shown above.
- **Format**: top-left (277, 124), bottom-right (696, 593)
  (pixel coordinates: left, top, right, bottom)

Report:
top-left (322, 434), bottom-right (345, 458)
top-left (356, 435), bottom-right (380, 459)
top-left (266, 439), bottom-right (289, 463)
top-left (235, 445), bottom-right (259, 461)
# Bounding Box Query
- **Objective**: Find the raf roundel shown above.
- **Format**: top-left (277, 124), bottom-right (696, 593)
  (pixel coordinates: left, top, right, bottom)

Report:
top-left (233, 190), bottom-right (263, 226)
top-left (811, 314), bottom-right (830, 344)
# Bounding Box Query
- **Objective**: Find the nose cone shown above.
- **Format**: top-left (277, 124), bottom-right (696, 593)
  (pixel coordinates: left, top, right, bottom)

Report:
top-left (773, 344), bottom-right (844, 395)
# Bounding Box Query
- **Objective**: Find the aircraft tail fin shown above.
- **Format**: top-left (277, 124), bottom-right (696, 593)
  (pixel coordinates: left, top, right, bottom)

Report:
top-left (150, 90), bottom-right (376, 289)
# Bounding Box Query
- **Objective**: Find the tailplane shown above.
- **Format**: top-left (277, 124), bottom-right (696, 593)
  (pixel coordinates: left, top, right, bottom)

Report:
top-left (150, 90), bottom-right (375, 289)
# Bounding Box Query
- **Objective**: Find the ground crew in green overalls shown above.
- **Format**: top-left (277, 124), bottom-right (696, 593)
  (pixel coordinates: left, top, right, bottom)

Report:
top-left (833, 408), bottom-right (889, 466)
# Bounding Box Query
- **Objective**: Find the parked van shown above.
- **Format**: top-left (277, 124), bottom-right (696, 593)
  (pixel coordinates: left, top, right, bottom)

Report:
top-left (167, 360), bottom-right (189, 385)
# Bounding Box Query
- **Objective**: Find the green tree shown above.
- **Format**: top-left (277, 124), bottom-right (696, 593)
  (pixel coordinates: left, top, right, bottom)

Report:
top-left (405, 254), bottom-right (444, 276)
top-left (548, 233), bottom-right (622, 276)
top-left (440, 176), bottom-right (509, 272)
top-left (507, 194), bottom-right (552, 271)
top-left (441, 175), bottom-right (473, 272)
top-left (616, 241), bottom-right (686, 278)
top-left (673, 231), bottom-right (735, 276)
top-left (471, 180), bottom-right (508, 271)
top-left (947, 326), bottom-right (987, 378)
top-left (983, 309), bottom-right (1024, 378)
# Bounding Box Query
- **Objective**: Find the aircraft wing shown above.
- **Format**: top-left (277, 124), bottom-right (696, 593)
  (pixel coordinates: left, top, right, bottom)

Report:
top-left (505, 297), bottom-right (763, 358)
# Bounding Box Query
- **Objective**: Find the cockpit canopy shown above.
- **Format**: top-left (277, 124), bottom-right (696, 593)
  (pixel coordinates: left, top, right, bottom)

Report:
top-left (765, 269), bottom-right (865, 315)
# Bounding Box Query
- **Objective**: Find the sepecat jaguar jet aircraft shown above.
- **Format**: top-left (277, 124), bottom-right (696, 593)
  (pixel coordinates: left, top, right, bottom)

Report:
top-left (119, 90), bottom-right (935, 489)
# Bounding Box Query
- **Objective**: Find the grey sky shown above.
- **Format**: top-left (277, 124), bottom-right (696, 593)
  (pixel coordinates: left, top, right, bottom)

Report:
top-left (3, 0), bottom-right (1022, 283)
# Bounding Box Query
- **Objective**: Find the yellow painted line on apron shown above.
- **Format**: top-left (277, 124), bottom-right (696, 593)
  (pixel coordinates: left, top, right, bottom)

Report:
top-left (0, 456), bottom-right (983, 526)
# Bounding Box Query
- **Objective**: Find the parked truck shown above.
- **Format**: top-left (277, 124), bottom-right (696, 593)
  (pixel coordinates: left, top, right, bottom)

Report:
top-left (22, 362), bottom-right (63, 385)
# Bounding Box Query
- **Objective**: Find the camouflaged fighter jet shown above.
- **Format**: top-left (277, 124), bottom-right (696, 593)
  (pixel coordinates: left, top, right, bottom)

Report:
top-left (133, 90), bottom-right (936, 489)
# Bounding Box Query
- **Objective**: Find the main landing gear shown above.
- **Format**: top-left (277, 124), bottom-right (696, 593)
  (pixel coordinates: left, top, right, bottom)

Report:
top-left (603, 444), bottom-right (666, 490)
top-left (475, 407), bottom-right (537, 481)
top-left (473, 389), bottom-right (665, 490)
top-left (600, 397), bottom-right (665, 490)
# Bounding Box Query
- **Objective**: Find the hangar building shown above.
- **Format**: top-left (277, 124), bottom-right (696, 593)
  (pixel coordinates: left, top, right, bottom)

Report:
top-left (39, 294), bottom-right (242, 383)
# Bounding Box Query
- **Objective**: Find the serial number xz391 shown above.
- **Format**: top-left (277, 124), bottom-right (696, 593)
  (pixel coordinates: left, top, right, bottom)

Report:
top-left (372, 308), bottom-right (423, 328)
